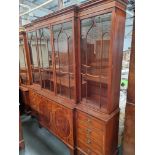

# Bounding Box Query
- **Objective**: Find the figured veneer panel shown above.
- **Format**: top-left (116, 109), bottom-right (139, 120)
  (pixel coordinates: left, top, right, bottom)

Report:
top-left (28, 88), bottom-right (75, 148)
top-left (39, 97), bottom-right (51, 129)
top-left (52, 103), bottom-right (74, 147)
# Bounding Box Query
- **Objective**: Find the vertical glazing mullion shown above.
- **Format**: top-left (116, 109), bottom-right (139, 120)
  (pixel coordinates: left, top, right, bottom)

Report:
top-left (46, 36), bottom-right (51, 91)
top-left (35, 31), bottom-right (42, 86)
top-left (46, 27), bottom-right (52, 91)
top-left (99, 17), bottom-right (103, 108)
top-left (51, 26), bottom-right (57, 94)
top-left (40, 29), bottom-right (45, 88)
top-left (85, 37), bottom-right (88, 102)
top-left (57, 29), bottom-right (62, 95)
top-left (29, 33), bottom-right (35, 84)
top-left (67, 36), bottom-right (71, 98)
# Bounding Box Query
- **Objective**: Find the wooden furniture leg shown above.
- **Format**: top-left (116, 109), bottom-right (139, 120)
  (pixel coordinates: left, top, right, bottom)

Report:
top-left (69, 148), bottom-right (75, 155)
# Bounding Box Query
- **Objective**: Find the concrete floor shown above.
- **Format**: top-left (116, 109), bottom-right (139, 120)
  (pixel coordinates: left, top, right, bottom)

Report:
top-left (20, 115), bottom-right (70, 155)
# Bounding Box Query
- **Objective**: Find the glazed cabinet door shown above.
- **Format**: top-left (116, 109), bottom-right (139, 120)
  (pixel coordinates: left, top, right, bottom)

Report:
top-left (80, 13), bottom-right (112, 112)
top-left (51, 21), bottom-right (75, 100)
top-left (37, 27), bottom-right (54, 91)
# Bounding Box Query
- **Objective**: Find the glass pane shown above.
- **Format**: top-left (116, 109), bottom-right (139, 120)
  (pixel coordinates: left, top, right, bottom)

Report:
top-left (19, 38), bottom-right (28, 84)
top-left (28, 31), bottom-right (40, 85)
top-left (52, 22), bottom-right (74, 99)
top-left (37, 27), bottom-right (54, 91)
top-left (81, 13), bottom-right (112, 108)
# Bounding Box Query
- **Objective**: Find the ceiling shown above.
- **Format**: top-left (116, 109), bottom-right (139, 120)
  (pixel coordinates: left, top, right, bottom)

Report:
top-left (19, 0), bottom-right (88, 25)
top-left (19, 0), bottom-right (134, 27)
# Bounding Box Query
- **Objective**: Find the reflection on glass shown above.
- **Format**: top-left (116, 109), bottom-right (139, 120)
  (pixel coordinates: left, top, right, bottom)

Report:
top-left (37, 27), bottom-right (54, 91)
top-left (52, 22), bottom-right (74, 99)
top-left (81, 13), bottom-right (112, 108)
top-left (28, 31), bottom-right (40, 84)
top-left (19, 38), bottom-right (28, 84)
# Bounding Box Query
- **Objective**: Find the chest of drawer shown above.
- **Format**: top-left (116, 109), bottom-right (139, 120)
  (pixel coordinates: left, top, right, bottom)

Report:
top-left (77, 111), bottom-right (104, 131)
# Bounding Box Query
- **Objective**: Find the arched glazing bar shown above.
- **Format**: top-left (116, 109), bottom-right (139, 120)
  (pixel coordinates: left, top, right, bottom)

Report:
top-left (81, 13), bottom-right (112, 108)
top-left (52, 22), bottom-right (74, 99)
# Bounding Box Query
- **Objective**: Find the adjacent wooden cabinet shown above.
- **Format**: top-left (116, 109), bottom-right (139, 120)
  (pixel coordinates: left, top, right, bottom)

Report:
top-left (19, 0), bottom-right (126, 154)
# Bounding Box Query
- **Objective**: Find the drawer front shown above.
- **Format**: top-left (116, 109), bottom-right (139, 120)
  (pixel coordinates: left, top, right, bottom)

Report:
top-left (77, 138), bottom-right (103, 154)
top-left (77, 140), bottom-right (103, 155)
top-left (77, 111), bottom-right (104, 131)
top-left (77, 122), bottom-right (103, 143)
top-left (77, 127), bottom-right (103, 147)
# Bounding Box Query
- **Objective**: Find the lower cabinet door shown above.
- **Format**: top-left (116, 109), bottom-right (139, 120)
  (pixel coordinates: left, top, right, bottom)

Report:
top-left (39, 97), bottom-right (51, 129)
top-left (52, 103), bottom-right (74, 147)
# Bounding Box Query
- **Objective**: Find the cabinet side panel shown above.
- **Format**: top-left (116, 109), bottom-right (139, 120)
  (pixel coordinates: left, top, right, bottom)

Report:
top-left (105, 112), bottom-right (119, 155)
top-left (127, 20), bottom-right (135, 103)
top-left (109, 8), bottom-right (126, 113)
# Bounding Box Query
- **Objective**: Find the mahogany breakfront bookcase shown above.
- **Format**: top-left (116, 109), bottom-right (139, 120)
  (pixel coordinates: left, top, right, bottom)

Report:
top-left (19, 0), bottom-right (126, 155)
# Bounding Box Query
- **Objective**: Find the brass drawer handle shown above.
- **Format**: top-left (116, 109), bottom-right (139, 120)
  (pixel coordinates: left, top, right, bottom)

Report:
top-left (86, 128), bottom-right (92, 133)
top-left (86, 133), bottom-right (91, 138)
top-left (87, 139), bottom-right (91, 144)
top-left (87, 118), bottom-right (91, 123)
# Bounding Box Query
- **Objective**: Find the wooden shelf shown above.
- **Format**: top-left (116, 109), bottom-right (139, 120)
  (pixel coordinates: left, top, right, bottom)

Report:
top-left (81, 73), bottom-right (108, 84)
